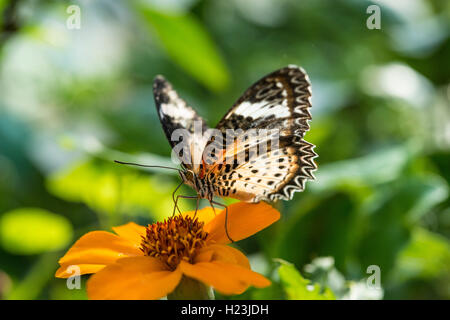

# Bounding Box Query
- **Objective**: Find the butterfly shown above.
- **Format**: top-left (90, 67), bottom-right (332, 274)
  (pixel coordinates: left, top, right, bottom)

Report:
top-left (152, 65), bottom-right (317, 209)
top-left (116, 66), bottom-right (316, 240)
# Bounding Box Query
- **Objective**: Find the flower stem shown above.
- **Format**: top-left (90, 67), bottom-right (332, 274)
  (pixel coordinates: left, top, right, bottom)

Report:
top-left (167, 276), bottom-right (215, 300)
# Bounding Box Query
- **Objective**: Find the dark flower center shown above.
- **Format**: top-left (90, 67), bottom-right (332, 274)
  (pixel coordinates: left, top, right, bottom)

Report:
top-left (140, 215), bottom-right (208, 270)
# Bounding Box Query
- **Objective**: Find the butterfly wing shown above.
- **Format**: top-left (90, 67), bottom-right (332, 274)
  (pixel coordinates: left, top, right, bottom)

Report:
top-left (216, 65), bottom-right (312, 134)
top-left (153, 76), bottom-right (209, 170)
top-left (205, 65), bottom-right (317, 202)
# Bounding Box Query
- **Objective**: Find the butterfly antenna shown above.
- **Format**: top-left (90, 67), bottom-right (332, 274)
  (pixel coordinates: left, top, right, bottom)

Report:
top-left (114, 160), bottom-right (182, 172)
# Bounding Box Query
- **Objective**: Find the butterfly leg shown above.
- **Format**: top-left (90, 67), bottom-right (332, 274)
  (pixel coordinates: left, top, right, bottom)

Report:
top-left (193, 196), bottom-right (200, 219)
top-left (172, 194), bottom-right (197, 216)
top-left (171, 181), bottom-right (184, 216)
top-left (208, 199), bottom-right (217, 216)
top-left (189, 196), bottom-right (201, 230)
top-left (210, 200), bottom-right (234, 243)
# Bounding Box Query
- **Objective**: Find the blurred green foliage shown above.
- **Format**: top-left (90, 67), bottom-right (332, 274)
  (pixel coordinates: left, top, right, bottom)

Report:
top-left (0, 0), bottom-right (449, 300)
top-left (0, 208), bottom-right (73, 255)
top-left (277, 259), bottom-right (336, 300)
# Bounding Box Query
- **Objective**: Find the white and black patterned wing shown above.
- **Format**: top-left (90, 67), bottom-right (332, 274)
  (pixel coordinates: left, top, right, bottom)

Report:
top-left (216, 65), bottom-right (312, 135)
top-left (153, 76), bottom-right (209, 169)
top-left (207, 65), bottom-right (317, 202)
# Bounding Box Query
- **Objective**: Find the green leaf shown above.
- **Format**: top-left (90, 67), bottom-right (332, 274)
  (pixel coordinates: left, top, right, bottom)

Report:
top-left (6, 253), bottom-right (60, 300)
top-left (275, 192), bottom-right (357, 272)
top-left (46, 160), bottom-right (184, 223)
top-left (311, 144), bottom-right (417, 192)
top-left (394, 227), bottom-right (450, 281)
top-left (304, 257), bottom-right (384, 300)
top-left (404, 176), bottom-right (449, 221)
top-left (276, 259), bottom-right (335, 300)
top-left (304, 257), bottom-right (347, 298)
top-left (357, 175), bottom-right (448, 278)
top-left (49, 278), bottom-right (88, 300)
top-left (139, 6), bottom-right (230, 92)
top-left (0, 0), bottom-right (7, 15)
top-left (0, 208), bottom-right (73, 255)
top-left (363, 175), bottom-right (449, 222)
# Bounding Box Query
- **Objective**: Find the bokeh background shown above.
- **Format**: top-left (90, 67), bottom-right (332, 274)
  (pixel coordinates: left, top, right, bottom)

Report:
top-left (0, 0), bottom-right (449, 300)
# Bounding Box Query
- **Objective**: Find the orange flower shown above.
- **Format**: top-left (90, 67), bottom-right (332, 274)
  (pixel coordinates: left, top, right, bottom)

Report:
top-left (55, 202), bottom-right (280, 300)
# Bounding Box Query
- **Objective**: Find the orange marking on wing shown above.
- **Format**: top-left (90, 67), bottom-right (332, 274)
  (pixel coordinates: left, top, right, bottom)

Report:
top-left (198, 159), bottom-right (207, 179)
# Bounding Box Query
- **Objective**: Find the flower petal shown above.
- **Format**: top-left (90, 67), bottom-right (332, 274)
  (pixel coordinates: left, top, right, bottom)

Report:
top-left (112, 222), bottom-right (146, 247)
top-left (55, 264), bottom-right (105, 278)
top-left (195, 244), bottom-right (250, 269)
top-left (55, 231), bottom-right (142, 278)
top-left (180, 260), bottom-right (271, 295)
top-left (205, 202), bottom-right (280, 244)
top-left (184, 206), bottom-right (217, 225)
top-left (87, 257), bottom-right (182, 300)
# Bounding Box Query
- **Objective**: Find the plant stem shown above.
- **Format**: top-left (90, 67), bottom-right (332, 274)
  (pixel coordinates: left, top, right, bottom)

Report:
top-left (167, 276), bottom-right (214, 300)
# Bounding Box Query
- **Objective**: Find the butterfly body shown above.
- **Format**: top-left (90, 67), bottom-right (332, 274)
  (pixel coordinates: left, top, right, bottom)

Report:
top-left (154, 65), bottom-right (317, 203)
top-left (179, 168), bottom-right (213, 200)
top-left (179, 162), bottom-right (261, 202)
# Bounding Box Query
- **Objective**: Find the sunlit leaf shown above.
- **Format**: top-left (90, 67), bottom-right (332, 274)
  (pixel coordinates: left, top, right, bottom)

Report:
top-left (394, 227), bottom-right (450, 281)
top-left (139, 5), bottom-right (230, 92)
top-left (0, 209), bottom-right (73, 255)
top-left (276, 259), bottom-right (335, 300)
top-left (46, 160), bottom-right (185, 223)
